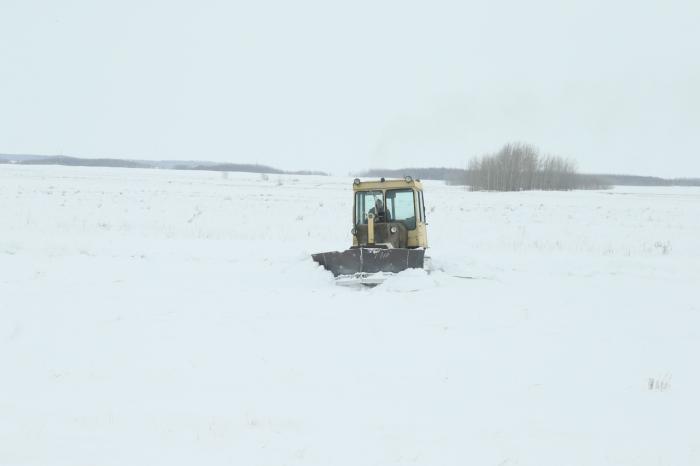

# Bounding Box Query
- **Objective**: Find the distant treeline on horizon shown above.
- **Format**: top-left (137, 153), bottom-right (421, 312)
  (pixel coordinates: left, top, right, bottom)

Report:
top-left (2, 153), bottom-right (698, 188)
top-left (360, 168), bottom-right (700, 188)
top-left (360, 143), bottom-right (700, 190)
top-left (0, 154), bottom-right (328, 176)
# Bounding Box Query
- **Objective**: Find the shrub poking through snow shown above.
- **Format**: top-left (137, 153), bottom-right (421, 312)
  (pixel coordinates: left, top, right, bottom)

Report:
top-left (648, 374), bottom-right (672, 392)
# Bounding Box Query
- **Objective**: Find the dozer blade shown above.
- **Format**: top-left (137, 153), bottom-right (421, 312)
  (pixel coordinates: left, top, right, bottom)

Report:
top-left (312, 248), bottom-right (425, 277)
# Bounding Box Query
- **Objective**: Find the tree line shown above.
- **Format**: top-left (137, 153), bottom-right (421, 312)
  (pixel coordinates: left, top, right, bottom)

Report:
top-left (463, 143), bottom-right (608, 191)
top-left (0, 154), bottom-right (328, 176)
top-left (360, 143), bottom-right (700, 189)
top-left (360, 144), bottom-right (610, 190)
top-left (590, 174), bottom-right (700, 187)
top-left (358, 167), bottom-right (466, 181)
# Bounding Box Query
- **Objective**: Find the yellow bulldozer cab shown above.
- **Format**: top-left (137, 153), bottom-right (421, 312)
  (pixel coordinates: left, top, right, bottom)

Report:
top-left (351, 177), bottom-right (428, 249)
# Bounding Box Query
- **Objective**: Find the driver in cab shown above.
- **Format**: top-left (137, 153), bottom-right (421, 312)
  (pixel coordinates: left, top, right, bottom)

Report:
top-left (368, 198), bottom-right (391, 222)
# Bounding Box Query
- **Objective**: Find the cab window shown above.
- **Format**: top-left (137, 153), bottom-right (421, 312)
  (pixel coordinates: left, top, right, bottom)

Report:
top-left (355, 190), bottom-right (383, 225)
top-left (386, 189), bottom-right (416, 230)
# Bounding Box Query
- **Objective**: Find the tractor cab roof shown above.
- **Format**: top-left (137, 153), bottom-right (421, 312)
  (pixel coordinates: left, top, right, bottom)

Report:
top-left (352, 177), bottom-right (423, 191)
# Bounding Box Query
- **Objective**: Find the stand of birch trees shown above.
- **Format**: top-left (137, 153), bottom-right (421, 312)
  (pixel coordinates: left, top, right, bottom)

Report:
top-left (467, 143), bottom-right (604, 191)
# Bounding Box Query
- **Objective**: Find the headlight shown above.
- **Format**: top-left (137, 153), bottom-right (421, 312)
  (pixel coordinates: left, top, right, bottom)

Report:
top-left (404, 175), bottom-right (413, 183)
top-left (390, 226), bottom-right (397, 233)
top-left (351, 227), bottom-right (357, 235)
top-left (353, 178), bottom-right (361, 185)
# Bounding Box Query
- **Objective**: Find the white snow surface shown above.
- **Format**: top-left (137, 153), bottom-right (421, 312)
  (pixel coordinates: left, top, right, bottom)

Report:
top-left (1, 165), bottom-right (699, 465)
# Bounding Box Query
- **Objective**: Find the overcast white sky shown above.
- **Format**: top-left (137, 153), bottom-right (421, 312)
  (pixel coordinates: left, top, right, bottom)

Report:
top-left (1, 0), bottom-right (698, 177)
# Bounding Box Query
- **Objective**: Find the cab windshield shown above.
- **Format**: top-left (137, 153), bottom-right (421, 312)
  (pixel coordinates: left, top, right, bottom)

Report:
top-left (355, 189), bottom-right (418, 229)
top-left (386, 189), bottom-right (416, 230)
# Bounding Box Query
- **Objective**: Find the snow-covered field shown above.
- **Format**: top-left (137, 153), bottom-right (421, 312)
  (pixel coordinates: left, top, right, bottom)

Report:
top-left (1, 165), bottom-right (699, 465)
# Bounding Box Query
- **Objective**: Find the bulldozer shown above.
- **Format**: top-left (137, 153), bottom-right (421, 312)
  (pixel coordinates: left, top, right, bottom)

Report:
top-left (312, 176), bottom-right (429, 286)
